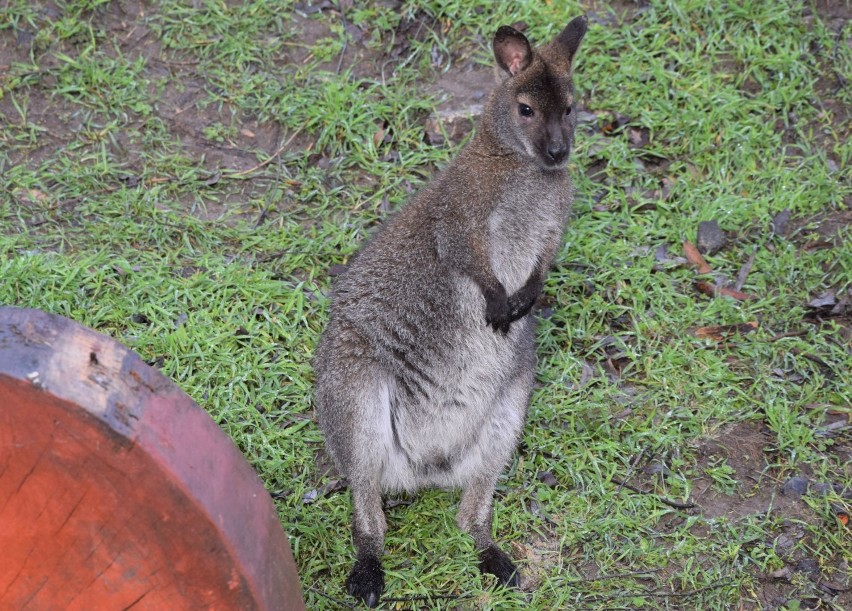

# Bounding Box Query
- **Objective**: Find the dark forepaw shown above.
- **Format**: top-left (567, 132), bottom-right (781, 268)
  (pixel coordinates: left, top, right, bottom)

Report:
top-left (479, 545), bottom-right (520, 588)
top-left (506, 289), bottom-right (537, 322)
top-left (484, 285), bottom-right (511, 335)
top-left (346, 556), bottom-right (385, 608)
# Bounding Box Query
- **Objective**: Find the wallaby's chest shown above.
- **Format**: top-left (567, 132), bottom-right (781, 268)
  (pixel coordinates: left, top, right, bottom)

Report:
top-left (487, 177), bottom-right (570, 293)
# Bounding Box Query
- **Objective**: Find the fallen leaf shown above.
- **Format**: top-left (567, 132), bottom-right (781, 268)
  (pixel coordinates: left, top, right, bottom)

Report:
top-left (832, 293), bottom-right (850, 315)
top-left (578, 361), bottom-right (595, 387)
top-left (302, 478), bottom-right (347, 504)
top-left (13, 188), bottom-right (50, 203)
top-left (294, 0), bottom-right (334, 15)
top-left (692, 321), bottom-right (758, 341)
top-left (659, 176), bottom-right (676, 201)
top-left (734, 250), bottom-right (756, 291)
top-left (601, 114), bottom-right (630, 136)
top-left (652, 243), bottom-right (687, 270)
top-left (694, 281), bottom-right (754, 301)
top-left (373, 125), bottom-right (386, 147)
top-left (626, 126), bottom-right (649, 148)
top-left (383, 497), bottom-right (412, 509)
top-left (807, 289), bottom-right (837, 309)
top-left (683, 240), bottom-right (713, 274)
top-left (834, 507), bottom-right (849, 526)
top-left (201, 171), bottom-right (221, 186)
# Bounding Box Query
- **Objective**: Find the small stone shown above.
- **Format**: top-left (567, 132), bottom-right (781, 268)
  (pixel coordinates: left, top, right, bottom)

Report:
top-left (696, 220), bottom-right (727, 255)
top-left (576, 110), bottom-right (598, 125)
top-left (771, 209), bottom-right (792, 236)
top-left (536, 471), bottom-right (559, 487)
top-left (774, 534), bottom-right (794, 556)
top-left (771, 566), bottom-right (792, 581)
top-left (810, 482), bottom-right (832, 496)
top-left (796, 558), bottom-right (819, 575)
top-left (328, 264), bottom-right (348, 277)
top-left (782, 476), bottom-right (809, 498)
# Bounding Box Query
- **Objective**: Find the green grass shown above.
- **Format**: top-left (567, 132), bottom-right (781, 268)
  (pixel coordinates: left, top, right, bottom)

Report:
top-left (2, 0), bottom-right (850, 609)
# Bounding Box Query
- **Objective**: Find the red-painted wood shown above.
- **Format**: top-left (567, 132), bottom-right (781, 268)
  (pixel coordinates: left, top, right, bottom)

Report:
top-left (0, 307), bottom-right (304, 610)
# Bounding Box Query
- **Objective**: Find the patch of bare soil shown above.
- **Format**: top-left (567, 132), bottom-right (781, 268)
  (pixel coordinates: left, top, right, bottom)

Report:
top-left (693, 421), bottom-right (851, 610)
top-left (1, 1), bottom-right (315, 221)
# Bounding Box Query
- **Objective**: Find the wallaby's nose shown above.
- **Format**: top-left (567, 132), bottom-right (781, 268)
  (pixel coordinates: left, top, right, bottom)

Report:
top-left (547, 144), bottom-right (568, 164)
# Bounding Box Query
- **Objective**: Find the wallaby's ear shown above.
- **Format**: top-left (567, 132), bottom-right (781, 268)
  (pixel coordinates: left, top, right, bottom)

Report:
top-left (555, 15), bottom-right (588, 62)
top-left (493, 26), bottom-right (533, 76)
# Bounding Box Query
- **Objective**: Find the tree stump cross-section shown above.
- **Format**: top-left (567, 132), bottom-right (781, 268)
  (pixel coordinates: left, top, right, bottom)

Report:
top-left (0, 307), bottom-right (304, 610)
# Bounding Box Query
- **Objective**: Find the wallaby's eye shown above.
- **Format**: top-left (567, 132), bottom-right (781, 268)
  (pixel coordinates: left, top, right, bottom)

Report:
top-left (565, 106), bottom-right (573, 116)
top-left (518, 104), bottom-right (534, 117)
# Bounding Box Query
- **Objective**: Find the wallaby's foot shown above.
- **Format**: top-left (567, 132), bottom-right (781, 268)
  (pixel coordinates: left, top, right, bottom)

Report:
top-left (346, 556), bottom-right (385, 608)
top-left (479, 544), bottom-right (520, 587)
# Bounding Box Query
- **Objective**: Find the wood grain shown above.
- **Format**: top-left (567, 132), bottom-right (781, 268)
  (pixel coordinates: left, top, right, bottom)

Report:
top-left (0, 307), bottom-right (304, 610)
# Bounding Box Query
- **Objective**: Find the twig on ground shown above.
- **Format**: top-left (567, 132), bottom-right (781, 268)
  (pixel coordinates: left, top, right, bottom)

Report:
top-left (610, 477), bottom-right (696, 510)
top-left (789, 347), bottom-right (837, 378)
top-left (734, 248), bottom-right (756, 291)
top-left (769, 330), bottom-right (808, 342)
top-left (226, 127), bottom-right (305, 178)
top-left (335, 3), bottom-right (350, 74)
top-left (581, 578), bottom-right (736, 604)
top-left (564, 567), bottom-right (664, 584)
top-left (306, 586), bottom-right (357, 609)
top-left (603, 449), bottom-right (647, 519)
top-left (382, 593), bottom-right (472, 605)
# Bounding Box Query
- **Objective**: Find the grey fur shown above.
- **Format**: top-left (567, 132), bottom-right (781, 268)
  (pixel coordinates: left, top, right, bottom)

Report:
top-left (313, 15), bottom-right (587, 607)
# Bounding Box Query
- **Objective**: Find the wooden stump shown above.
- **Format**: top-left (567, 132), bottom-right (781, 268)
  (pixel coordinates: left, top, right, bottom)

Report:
top-left (0, 307), bottom-right (304, 610)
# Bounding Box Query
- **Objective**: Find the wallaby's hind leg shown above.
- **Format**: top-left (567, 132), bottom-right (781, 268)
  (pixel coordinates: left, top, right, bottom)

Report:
top-left (457, 475), bottom-right (520, 587)
top-left (456, 368), bottom-right (532, 588)
top-left (346, 479), bottom-right (387, 607)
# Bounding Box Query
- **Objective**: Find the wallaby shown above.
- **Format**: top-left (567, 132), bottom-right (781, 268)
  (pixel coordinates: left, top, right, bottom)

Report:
top-left (313, 15), bottom-right (587, 607)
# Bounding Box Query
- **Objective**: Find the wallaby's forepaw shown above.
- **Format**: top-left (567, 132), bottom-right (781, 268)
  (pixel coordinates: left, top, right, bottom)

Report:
top-left (479, 545), bottom-right (520, 588)
top-left (506, 288), bottom-right (538, 322)
top-left (346, 556), bottom-right (385, 608)
top-left (484, 286), bottom-right (511, 335)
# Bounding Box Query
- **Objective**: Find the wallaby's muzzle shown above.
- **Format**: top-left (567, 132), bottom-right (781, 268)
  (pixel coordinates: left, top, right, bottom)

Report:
top-left (544, 123), bottom-right (570, 167)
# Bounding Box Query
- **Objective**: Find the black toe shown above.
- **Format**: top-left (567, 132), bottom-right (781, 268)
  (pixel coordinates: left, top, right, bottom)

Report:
top-left (346, 556), bottom-right (385, 607)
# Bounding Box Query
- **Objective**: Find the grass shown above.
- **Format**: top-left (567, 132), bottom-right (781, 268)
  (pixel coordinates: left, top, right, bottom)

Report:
top-left (1, 0), bottom-right (850, 609)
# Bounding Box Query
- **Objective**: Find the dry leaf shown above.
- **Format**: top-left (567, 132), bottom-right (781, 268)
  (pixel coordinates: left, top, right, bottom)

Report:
top-left (683, 240), bottom-right (713, 274)
top-left (693, 321), bottom-right (758, 341)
